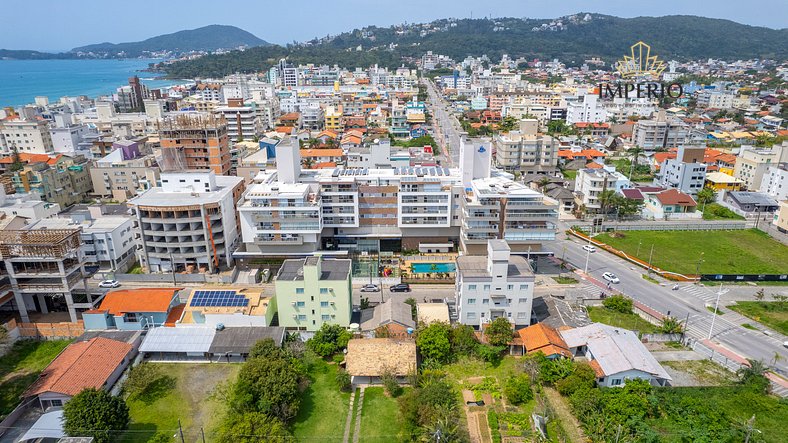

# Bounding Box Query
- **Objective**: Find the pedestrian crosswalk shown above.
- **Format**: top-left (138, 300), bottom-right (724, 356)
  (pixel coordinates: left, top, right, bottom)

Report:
top-left (685, 313), bottom-right (738, 341)
top-left (679, 284), bottom-right (721, 304)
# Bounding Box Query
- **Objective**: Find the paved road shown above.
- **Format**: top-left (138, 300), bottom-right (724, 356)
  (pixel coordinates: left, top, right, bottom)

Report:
top-left (423, 78), bottom-right (461, 167)
top-left (547, 226), bottom-right (788, 375)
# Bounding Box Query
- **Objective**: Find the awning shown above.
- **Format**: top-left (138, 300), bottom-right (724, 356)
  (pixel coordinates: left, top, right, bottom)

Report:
top-left (19, 410), bottom-right (64, 442)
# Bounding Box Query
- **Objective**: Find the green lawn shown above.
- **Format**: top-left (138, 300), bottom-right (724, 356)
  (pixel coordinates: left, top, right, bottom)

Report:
top-left (727, 301), bottom-right (788, 335)
top-left (292, 360), bottom-right (351, 442)
top-left (586, 306), bottom-right (657, 333)
top-left (123, 363), bottom-right (240, 442)
top-left (553, 276), bottom-right (579, 284)
top-left (608, 158), bottom-right (653, 181)
top-left (0, 339), bottom-right (71, 420)
top-left (358, 387), bottom-right (404, 442)
top-left (648, 387), bottom-right (788, 443)
top-left (661, 360), bottom-right (735, 386)
top-left (702, 203), bottom-right (745, 220)
top-left (595, 229), bottom-right (788, 275)
top-left (561, 170), bottom-right (577, 180)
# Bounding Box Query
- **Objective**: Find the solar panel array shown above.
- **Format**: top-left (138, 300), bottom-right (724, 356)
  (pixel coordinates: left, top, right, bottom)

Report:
top-left (395, 166), bottom-right (450, 176)
top-left (191, 290), bottom-right (249, 307)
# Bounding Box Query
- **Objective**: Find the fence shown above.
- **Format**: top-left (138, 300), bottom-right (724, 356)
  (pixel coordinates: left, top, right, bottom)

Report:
top-left (641, 333), bottom-right (683, 343)
top-left (701, 274), bottom-right (788, 282)
top-left (574, 220), bottom-right (747, 232)
top-left (15, 320), bottom-right (85, 338)
top-left (684, 337), bottom-right (747, 373)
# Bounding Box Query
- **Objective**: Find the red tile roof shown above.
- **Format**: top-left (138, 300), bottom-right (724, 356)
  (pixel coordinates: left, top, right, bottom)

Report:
top-left (24, 337), bottom-right (133, 397)
top-left (96, 288), bottom-right (181, 316)
top-left (300, 148), bottom-right (343, 158)
top-left (164, 303), bottom-right (186, 327)
top-left (517, 323), bottom-right (571, 358)
top-left (655, 189), bottom-right (697, 206)
top-left (557, 149), bottom-right (607, 159)
top-left (586, 162), bottom-right (604, 169)
top-left (654, 152), bottom-right (677, 165)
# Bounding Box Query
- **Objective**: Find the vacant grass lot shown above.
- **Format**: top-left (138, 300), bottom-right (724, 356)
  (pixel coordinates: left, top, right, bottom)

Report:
top-left (586, 306), bottom-right (657, 333)
top-left (123, 363), bottom-right (240, 442)
top-left (0, 339), bottom-right (71, 420)
top-left (292, 360), bottom-right (351, 443)
top-left (358, 387), bottom-right (404, 442)
top-left (596, 229), bottom-right (788, 275)
top-left (727, 301), bottom-right (788, 335)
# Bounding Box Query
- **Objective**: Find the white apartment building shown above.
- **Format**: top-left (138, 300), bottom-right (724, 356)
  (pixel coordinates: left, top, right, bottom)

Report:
top-left (759, 164), bottom-right (788, 201)
top-left (0, 188), bottom-right (60, 220)
top-left (213, 99), bottom-right (261, 141)
top-left (456, 240), bottom-right (536, 328)
top-left (128, 171), bottom-right (245, 273)
top-left (735, 143), bottom-right (788, 191)
top-left (574, 165), bottom-right (632, 213)
top-left (0, 119), bottom-right (54, 154)
top-left (631, 114), bottom-right (689, 150)
top-left (566, 94), bottom-right (606, 124)
top-left (494, 119), bottom-right (559, 174)
top-left (655, 146), bottom-right (707, 196)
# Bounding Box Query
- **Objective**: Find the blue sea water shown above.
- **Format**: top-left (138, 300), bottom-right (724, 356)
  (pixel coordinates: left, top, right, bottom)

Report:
top-left (0, 59), bottom-right (186, 107)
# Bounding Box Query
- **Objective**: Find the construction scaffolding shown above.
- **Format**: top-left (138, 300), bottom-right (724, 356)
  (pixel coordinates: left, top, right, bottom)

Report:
top-left (0, 229), bottom-right (82, 259)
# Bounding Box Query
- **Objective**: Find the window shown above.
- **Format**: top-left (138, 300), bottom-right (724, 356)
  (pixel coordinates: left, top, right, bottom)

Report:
top-left (466, 312), bottom-right (477, 320)
top-left (320, 288), bottom-right (329, 294)
top-left (483, 285), bottom-right (490, 291)
top-left (482, 299), bottom-right (489, 305)
top-left (295, 288), bottom-right (304, 294)
top-left (520, 284), bottom-right (528, 290)
top-left (507, 312), bottom-right (512, 318)
top-left (297, 315), bottom-right (307, 321)
top-left (296, 301), bottom-right (306, 308)
top-left (320, 301), bottom-right (329, 308)
top-left (467, 298), bottom-right (476, 304)
top-left (321, 315), bottom-right (331, 321)
top-left (49, 399), bottom-right (63, 407)
top-left (611, 379), bottom-right (622, 386)
top-left (125, 313), bottom-right (138, 322)
top-left (468, 284), bottom-right (477, 290)
top-left (517, 312), bottom-right (527, 319)
top-left (507, 284), bottom-right (513, 290)
top-left (518, 298), bottom-right (527, 304)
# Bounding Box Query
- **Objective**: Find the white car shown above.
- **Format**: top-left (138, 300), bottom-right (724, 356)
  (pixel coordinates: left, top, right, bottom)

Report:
top-left (602, 272), bottom-right (620, 284)
top-left (582, 244), bottom-right (597, 253)
top-left (360, 284), bottom-right (380, 293)
top-left (99, 279), bottom-right (121, 288)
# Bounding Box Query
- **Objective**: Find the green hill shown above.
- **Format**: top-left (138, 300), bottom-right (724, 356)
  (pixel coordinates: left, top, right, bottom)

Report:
top-left (160, 14), bottom-right (788, 78)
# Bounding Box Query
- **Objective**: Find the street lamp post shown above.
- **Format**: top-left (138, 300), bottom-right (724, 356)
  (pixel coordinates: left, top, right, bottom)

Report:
top-left (583, 235), bottom-right (592, 275)
top-left (708, 283), bottom-right (727, 340)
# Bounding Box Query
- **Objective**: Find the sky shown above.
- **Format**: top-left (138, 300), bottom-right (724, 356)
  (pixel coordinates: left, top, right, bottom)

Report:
top-left (2, 0), bottom-right (787, 51)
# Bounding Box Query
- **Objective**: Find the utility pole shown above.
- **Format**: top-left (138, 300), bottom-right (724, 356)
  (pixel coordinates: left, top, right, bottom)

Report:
top-left (708, 283), bottom-right (725, 340)
top-left (584, 235), bottom-right (592, 275)
top-left (683, 311), bottom-right (690, 340)
top-left (178, 419), bottom-right (185, 443)
top-left (647, 244), bottom-right (655, 275)
top-left (695, 252), bottom-right (705, 281)
top-left (200, 427), bottom-right (206, 443)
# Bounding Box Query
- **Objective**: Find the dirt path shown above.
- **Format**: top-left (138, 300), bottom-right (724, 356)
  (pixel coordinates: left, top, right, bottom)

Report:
top-left (542, 387), bottom-right (586, 443)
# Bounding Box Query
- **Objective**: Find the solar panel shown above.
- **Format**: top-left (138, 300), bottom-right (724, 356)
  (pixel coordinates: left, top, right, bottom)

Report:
top-left (190, 290), bottom-right (249, 308)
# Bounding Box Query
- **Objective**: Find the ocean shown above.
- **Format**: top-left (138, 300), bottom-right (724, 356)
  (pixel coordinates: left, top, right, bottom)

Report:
top-left (0, 58), bottom-right (186, 107)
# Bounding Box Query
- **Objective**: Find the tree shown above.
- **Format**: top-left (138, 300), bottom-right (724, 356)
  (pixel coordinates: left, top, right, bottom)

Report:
top-left (306, 323), bottom-right (352, 357)
top-left (658, 316), bottom-right (684, 334)
top-left (696, 188), bottom-right (717, 210)
top-left (736, 359), bottom-right (769, 393)
top-left (122, 363), bottom-right (165, 399)
top-left (627, 146), bottom-right (644, 180)
top-left (539, 356), bottom-right (576, 385)
top-left (498, 116), bottom-right (518, 132)
top-left (537, 177), bottom-right (551, 194)
top-left (597, 189), bottom-right (618, 215)
top-left (484, 317), bottom-right (513, 347)
top-left (336, 368), bottom-right (352, 392)
top-left (249, 338), bottom-right (284, 360)
top-left (231, 357), bottom-right (305, 421)
top-left (754, 289), bottom-right (765, 301)
top-left (217, 412), bottom-right (292, 443)
top-left (416, 322), bottom-right (452, 364)
top-left (9, 145), bottom-right (24, 172)
top-left (63, 388), bottom-right (130, 443)
top-left (555, 363), bottom-right (596, 396)
top-left (603, 295), bottom-right (633, 314)
top-left (450, 324), bottom-right (479, 356)
top-left (503, 374), bottom-right (533, 405)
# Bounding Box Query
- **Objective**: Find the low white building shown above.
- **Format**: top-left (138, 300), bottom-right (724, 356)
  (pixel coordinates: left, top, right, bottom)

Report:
top-left (574, 165), bottom-right (631, 213)
top-left (456, 240), bottom-right (536, 328)
top-left (759, 163), bottom-right (788, 201)
top-left (560, 323), bottom-right (672, 387)
top-left (0, 189), bottom-right (60, 221)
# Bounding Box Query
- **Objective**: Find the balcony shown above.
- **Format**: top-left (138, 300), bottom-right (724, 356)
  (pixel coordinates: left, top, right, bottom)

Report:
top-left (254, 236), bottom-right (304, 245)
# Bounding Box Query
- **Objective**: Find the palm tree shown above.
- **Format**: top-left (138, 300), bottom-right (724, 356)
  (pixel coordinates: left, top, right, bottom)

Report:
top-left (736, 359), bottom-right (767, 385)
top-left (696, 188), bottom-right (717, 211)
top-left (627, 146), bottom-right (644, 180)
top-left (597, 189), bottom-right (617, 215)
top-left (537, 177), bottom-right (551, 194)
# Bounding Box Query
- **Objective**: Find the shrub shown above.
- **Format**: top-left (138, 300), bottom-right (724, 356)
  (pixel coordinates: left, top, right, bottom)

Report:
top-left (381, 367), bottom-right (402, 397)
top-left (306, 323), bottom-right (352, 357)
top-left (555, 363), bottom-right (596, 396)
top-left (336, 368), bottom-right (352, 392)
top-left (658, 316), bottom-right (684, 334)
top-left (474, 344), bottom-right (504, 365)
top-left (332, 353), bottom-right (345, 364)
top-left (485, 317), bottom-right (514, 346)
top-left (603, 295), bottom-right (633, 314)
top-left (63, 388), bottom-right (129, 443)
top-left (539, 357), bottom-right (576, 385)
top-left (503, 374), bottom-right (533, 405)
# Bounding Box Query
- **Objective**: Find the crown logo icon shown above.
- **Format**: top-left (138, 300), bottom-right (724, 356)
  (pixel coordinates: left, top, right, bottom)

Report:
top-left (615, 41), bottom-right (666, 79)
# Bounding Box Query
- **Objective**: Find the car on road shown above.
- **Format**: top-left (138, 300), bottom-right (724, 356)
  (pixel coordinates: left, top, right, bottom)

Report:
top-left (360, 284), bottom-right (380, 293)
top-left (389, 283), bottom-right (412, 293)
top-left (99, 279), bottom-right (121, 288)
top-left (602, 272), bottom-right (620, 284)
top-left (582, 244), bottom-right (597, 253)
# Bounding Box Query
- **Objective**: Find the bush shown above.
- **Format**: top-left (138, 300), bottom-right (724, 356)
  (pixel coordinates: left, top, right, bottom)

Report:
top-left (555, 363), bottom-right (596, 396)
top-left (63, 388), bottom-right (129, 443)
top-left (603, 295), bottom-right (633, 314)
top-left (504, 374), bottom-right (533, 405)
top-left (451, 324), bottom-right (479, 356)
top-left (381, 367), bottom-right (402, 397)
top-left (306, 324), bottom-right (352, 357)
top-left (658, 316), bottom-right (684, 334)
top-left (336, 368), bottom-right (352, 392)
top-left (539, 356), bottom-right (576, 385)
top-left (474, 344), bottom-right (504, 365)
top-left (147, 432), bottom-right (173, 443)
top-left (488, 410), bottom-right (501, 443)
top-left (485, 317), bottom-right (514, 347)
top-left (332, 353), bottom-right (345, 364)
top-left (416, 322), bottom-right (452, 364)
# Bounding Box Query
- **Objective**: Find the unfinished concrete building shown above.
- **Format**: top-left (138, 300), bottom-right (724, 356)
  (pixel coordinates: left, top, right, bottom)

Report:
top-left (0, 229), bottom-right (91, 323)
top-left (158, 114), bottom-right (231, 175)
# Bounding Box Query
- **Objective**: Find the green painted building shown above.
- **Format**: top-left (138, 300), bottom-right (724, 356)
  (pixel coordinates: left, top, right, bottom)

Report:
top-left (275, 256), bottom-right (352, 331)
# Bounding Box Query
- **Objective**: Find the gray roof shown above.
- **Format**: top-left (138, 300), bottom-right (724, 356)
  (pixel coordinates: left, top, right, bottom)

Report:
top-left (74, 330), bottom-right (139, 344)
top-left (208, 327), bottom-right (286, 354)
top-left (360, 299), bottom-right (415, 331)
top-left (277, 257), bottom-right (351, 281)
top-left (728, 192), bottom-right (778, 207)
top-left (456, 255), bottom-right (534, 280)
top-left (139, 327), bottom-right (215, 353)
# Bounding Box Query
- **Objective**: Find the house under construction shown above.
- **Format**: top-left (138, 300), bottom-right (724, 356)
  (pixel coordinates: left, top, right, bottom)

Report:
top-left (0, 229), bottom-right (92, 323)
top-left (158, 114), bottom-right (231, 175)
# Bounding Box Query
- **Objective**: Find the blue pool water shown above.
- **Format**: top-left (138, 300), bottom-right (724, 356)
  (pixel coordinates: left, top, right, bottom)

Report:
top-left (411, 263), bottom-right (456, 273)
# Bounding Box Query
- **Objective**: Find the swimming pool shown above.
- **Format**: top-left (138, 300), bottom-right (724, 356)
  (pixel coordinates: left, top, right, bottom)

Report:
top-left (411, 263), bottom-right (456, 273)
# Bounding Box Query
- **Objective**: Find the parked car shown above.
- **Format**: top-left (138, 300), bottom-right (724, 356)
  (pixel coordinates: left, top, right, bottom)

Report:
top-left (582, 244), bottom-right (597, 253)
top-left (602, 272), bottom-right (620, 284)
top-left (389, 283), bottom-right (412, 293)
top-left (99, 280), bottom-right (121, 288)
top-left (360, 284), bottom-right (380, 293)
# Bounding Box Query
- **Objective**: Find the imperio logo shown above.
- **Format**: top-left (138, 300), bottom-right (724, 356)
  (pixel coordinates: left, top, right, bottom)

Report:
top-left (598, 41), bottom-right (683, 100)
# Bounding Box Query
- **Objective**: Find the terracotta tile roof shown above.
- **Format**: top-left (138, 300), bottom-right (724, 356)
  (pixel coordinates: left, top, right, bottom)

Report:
top-left (313, 161), bottom-right (337, 169)
top-left (96, 288), bottom-right (181, 316)
top-left (24, 337), bottom-right (133, 397)
top-left (588, 359), bottom-right (605, 377)
top-left (316, 130), bottom-right (338, 139)
top-left (654, 152), bottom-right (677, 165)
top-left (164, 303), bottom-right (186, 327)
top-left (557, 149), bottom-right (607, 159)
top-left (655, 189), bottom-right (697, 207)
top-left (586, 162), bottom-right (604, 169)
top-left (300, 149), bottom-right (343, 158)
top-left (0, 153), bottom-right (54, 164)
top-left (279, 112), bottom-right (301, 121)
top-left (517, 323), bottom-right (571, 358)
top-left (274, 126), bottom-right (295, 134)
top-left (574, 122), bottom-right (610, 129)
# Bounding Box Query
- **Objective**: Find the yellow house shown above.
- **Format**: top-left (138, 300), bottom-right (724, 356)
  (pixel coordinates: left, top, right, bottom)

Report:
top-left (324, 105), bottom-right (343, 131)
top-left (705, 171), bottom-right (743, 191)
